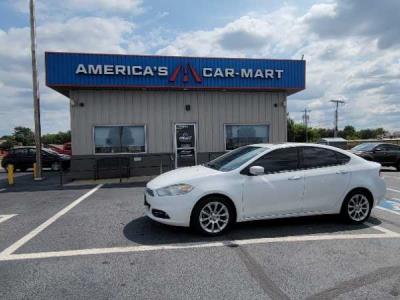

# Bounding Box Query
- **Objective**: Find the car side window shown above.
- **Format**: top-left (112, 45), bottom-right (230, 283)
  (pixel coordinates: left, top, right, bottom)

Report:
top-left (13, 148), bottom-right (28, 156)
top-left (301, 147), bottom-right (344, 169)
top-left (384, 144), bottom-right (399, 151)
top-left (249, 148), bottom-right (299, 174)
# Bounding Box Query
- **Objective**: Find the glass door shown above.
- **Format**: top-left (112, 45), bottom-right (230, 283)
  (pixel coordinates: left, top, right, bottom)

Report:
top-left (174, 123), bottom-right (197, 168)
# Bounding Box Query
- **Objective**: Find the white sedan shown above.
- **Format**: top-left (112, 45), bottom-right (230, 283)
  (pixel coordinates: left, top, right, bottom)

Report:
top-left (144, 143), bottom-right (386, 236)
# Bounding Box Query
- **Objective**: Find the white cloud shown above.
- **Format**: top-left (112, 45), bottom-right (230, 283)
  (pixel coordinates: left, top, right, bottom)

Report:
top-left (0, 16), bottom-right (142, 136)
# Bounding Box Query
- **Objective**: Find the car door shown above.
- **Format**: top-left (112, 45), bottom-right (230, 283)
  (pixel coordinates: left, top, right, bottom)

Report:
top-left (241, 147), bottom-right (305, 219)
top-left (384, 144), bottom-right (398, 164)
top-left (301, 147), bottom-right (351, 213)
top-left (372, 144), bottom-right (388, 164)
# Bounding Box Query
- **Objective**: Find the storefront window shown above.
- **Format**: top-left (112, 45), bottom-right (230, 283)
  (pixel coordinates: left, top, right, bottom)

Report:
top-left (94, 126), bottom-right (146, 153)
top-left (225, 124), bottom-right (269, 150)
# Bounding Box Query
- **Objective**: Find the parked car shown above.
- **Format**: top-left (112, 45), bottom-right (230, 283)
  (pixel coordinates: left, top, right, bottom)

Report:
top-left (351, 143), bottom-right (400, 171)
top-left (144, 143), bottom-right (386, 236)
top-left (1, 146), bottom-right (70, 172)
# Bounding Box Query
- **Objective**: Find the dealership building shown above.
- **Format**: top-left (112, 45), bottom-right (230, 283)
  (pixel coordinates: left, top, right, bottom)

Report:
top-left (45, 52), bottom-right (306, 179)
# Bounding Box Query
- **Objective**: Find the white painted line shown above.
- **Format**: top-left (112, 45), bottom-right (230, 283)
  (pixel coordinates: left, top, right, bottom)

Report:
top-left (0, 184), bottom-right (103, 256)
top-left (0, 188), bottom-right (6, 192)
top-left (0, 230), bottom-right (398, 262)
top-left (384, 175), bottom-right (400, 180)
top-left (388, 188), bottom-right (400, 194)
top-left (0, 214), bottom-right (17, 224)
top-left (366, 222), bottom-right (399, 235)
top-left (377, 206), bottom-right (400, 216)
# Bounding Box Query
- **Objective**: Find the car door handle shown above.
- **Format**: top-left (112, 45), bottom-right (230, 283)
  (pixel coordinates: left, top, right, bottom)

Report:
top-left (288, 175), bottom-right (301, 180)
top-left (336, 170), bottom-right (348, 174)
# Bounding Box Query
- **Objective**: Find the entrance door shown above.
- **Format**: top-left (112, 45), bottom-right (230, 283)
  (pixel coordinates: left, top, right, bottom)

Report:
top-left (174, 123), bottom-right (197, 168)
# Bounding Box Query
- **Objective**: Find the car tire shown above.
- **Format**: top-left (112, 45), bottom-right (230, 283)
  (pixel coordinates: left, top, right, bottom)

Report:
top-left (191, 197), bottom-right (235, 236)
top-left (51, 162), bottom-right (61, 171)
top-left (341, 190), bottom-right (372, 224)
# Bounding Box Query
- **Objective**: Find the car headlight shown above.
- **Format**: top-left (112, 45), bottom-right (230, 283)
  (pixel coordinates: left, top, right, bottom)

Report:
top-left (156, 184), bottom-right (194, 197)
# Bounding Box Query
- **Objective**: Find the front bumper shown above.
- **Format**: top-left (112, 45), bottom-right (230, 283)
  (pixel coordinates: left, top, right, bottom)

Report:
top-left (144, 190), bottom-right (194, 227)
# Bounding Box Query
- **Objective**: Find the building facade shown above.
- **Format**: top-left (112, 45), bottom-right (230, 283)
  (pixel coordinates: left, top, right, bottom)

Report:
top-left (45, 52), bottom-right (306, 179)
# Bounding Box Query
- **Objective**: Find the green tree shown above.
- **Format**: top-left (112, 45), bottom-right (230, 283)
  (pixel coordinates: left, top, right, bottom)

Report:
top-left (13, 127), bottom-right (35, 146)
top-left (42, 131), bottom-right (71, 145)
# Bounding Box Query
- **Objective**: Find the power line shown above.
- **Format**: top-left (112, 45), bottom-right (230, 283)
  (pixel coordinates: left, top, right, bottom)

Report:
top-left (330, 99), bottom-right (345, 138)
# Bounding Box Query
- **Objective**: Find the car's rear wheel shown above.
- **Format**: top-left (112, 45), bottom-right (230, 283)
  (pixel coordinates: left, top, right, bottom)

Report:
top-left (341, 191), bottom-right (372, 223)
top-left (191, 197), bottom-right (234, 236)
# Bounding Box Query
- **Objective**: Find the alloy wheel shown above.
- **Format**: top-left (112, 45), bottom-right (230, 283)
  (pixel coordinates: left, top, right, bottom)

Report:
top-left (199, 201), bottom-right (230, 234)
top-left (347, 194), bottom-right (370, 221)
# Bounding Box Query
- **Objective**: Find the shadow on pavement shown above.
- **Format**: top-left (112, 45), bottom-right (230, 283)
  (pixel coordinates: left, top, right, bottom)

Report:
top-left (0, 170), bottom-right (147, 193)
top-left (123, 214), bottom-right (383, 246)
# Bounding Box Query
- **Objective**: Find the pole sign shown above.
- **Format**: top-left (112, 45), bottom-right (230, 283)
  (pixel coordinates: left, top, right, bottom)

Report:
top-left (46, 52), bottom-right (305, 93)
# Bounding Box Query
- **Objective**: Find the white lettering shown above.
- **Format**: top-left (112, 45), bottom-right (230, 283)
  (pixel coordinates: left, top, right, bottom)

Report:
top-left (202, 68), bottom-right (213, 77)
top-left (254, 69), bottom-right (264, 78)
top-left (225, 68), bottom-right (234, 77)
top-left (132, 66), bottom-right (142, 75)
top-left (143, 66), bottom-right (154, 76)
top-left (276, 69), bottom-right (284, 79)
top-left (75, 64), bottom-right (87, 74)
top-left (158, 66), bottom-right (168, 76)
top-left (265, 69), bottom-right (274, 79)
top-left (241, 69), bottom-right (253, 78)
top-left (104, 65), bottom-right (114, 75)
top-left (115, 65), bottom-right (126, 75)
top-left (214, 68), bottom-right (224, 77)
top-left (88, 65), bottom-right (102, 74)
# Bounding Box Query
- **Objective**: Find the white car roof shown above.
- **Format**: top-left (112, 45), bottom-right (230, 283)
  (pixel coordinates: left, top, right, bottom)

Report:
top-left (250, 143), bottom-right (348, 152)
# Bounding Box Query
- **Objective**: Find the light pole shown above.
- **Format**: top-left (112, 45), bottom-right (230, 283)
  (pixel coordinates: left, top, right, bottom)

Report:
top-left (330, 99), bottom-right (345, 138)
top-left (302, 108), bottom-right (311, 142)
top-left (30, 0), bottom-right (43, 180)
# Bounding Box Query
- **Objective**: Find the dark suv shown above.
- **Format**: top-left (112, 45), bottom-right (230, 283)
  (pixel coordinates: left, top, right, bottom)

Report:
top-left (351, 143), bottom-right (400, 170)
top-left (1, 147), bottom-right (70, 172)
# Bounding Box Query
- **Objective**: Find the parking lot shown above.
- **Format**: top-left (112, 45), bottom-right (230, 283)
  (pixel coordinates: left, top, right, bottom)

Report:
top-left (0, 169), bottom-right (400, 299)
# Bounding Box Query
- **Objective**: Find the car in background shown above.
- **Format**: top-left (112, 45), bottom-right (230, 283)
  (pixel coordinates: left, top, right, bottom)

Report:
top-left (1, 146), bottom-right (70, 172)
top-left (351, 143), bottom-right (400, 171)
top-left (145, 143), bottom-right (385, 236)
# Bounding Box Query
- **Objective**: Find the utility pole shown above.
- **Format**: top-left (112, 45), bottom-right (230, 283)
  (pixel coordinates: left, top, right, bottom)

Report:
top-left (30, 0), bottom-right (43, 180)
top-left (330, 99), bottom-right (345, 138)
top-left (302, 108), bottom-right (311, 142)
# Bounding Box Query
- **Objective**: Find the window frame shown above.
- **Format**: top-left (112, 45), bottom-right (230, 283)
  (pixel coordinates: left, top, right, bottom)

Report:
top-left (93, 124), bottom-right (147, 155)
top-left (223, 123), bottom-right (270, 152)
top-left (299, 146), bottom-right (351, 170)
top-left (241, 146), bottom-right (301, 175)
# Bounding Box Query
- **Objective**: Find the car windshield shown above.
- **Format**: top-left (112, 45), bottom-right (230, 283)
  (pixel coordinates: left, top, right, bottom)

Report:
top-left (352, 143), bottom-right (379, 151)
top-left (204, 146), bottom-right (266, 172)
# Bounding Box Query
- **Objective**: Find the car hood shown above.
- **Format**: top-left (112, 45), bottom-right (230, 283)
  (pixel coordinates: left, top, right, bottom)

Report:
top-left (147, 165), bottom-right (221, 190)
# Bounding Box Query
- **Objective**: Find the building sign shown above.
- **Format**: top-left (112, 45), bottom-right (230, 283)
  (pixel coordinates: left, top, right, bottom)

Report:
top-left (46, 52), bottom-right (305, 93)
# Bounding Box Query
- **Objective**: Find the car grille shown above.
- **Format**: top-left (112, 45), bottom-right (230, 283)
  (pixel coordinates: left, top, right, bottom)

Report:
top-left (145, 188), bottom-right (154, 197)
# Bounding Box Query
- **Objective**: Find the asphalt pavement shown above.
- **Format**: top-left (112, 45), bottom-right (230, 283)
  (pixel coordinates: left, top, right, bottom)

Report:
top-left (0, 168), bottom-right (399, 299)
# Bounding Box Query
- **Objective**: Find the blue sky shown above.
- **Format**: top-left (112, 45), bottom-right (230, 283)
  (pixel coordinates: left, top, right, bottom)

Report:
top-left (0, 0), bottom-right (399, 136)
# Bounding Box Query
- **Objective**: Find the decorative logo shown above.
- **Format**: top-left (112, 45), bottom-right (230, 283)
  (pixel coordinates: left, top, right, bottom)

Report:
top-left (169, 64), bottom-right (202, 83)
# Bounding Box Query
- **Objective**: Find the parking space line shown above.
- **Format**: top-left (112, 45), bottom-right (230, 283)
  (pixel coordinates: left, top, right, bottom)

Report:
top-left (0, 214), bottom-right (17, 224)
top-left (0, 226), bottom-right (398, 262)
top-left (0, 184), bottom-right (103, 256)
top-left (377, 206), bottom-right (400, 216)
top-left (388, 188), bottom-right (400, 194)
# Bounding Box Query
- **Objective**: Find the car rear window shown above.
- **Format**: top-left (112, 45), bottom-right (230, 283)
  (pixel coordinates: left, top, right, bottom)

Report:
top-left (302, 147), bottom-right (350, 169)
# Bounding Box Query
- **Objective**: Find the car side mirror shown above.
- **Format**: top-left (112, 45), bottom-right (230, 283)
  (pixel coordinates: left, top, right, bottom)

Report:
top-left (249, 166), bottom-right (264, 176)
top-left (374, 147), bottom-right (382, 152)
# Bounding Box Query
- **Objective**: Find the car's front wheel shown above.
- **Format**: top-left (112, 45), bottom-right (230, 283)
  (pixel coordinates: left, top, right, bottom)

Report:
top-left (191, 197), bottom-right (235, 236)
top-left (51, 162), bottom-right (61, 171)
top-left (341, 191), bottom-right (372, 223)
